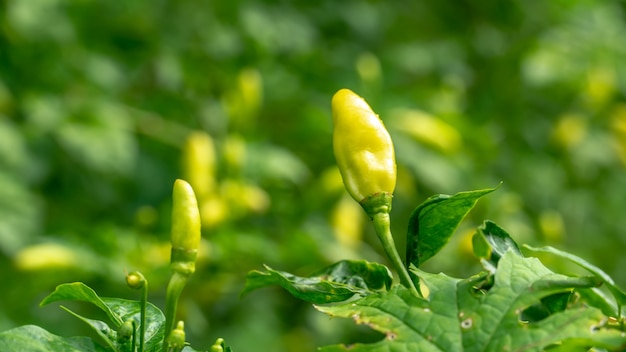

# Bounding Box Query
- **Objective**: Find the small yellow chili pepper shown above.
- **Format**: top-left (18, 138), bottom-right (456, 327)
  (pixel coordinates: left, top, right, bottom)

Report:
top-left (332, 88), bottom-right (396, 216)
top-left (331, 89), bottom-right (418, 296)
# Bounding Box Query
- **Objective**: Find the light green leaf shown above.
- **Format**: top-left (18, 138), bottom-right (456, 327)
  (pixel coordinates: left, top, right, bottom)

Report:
top-left (406, 186), bottom-right (498, 268)
top-left (316, 251), bottom-right (626, 351)
top-left (525, 245), bottom-right (626, 316)
top-left (577, 287), bottom-right (619, 318)
top-left (316, 284), bottom-right (455, 351)
top-left (0, 325), bottom-right (107, 352)
top-left (242, 260), bottom-right (392, 304)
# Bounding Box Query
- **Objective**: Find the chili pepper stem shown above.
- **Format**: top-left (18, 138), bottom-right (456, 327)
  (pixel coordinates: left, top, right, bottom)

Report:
top-left (139, 280), bottom-right (148, 352)
top-left (163, 271), bottom-right (190, 352)
top-left (131, 321), bottom-right (137, 352)
top-left (125, 271), bottom-right (148, 352)
top-left (371, 212), bottom-right (419, 297)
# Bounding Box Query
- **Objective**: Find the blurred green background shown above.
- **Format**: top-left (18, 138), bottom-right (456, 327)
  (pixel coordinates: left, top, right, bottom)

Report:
top-left (1, 0), bottom-right (626, 351)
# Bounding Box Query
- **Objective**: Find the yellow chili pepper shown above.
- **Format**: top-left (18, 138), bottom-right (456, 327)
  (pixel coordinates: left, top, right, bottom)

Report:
top-left (332, 88), bottom-right (396, 215)
top-left (182, 131), bottom-right (217, 200)
top-left (331, 89), bottom-right (418, 296)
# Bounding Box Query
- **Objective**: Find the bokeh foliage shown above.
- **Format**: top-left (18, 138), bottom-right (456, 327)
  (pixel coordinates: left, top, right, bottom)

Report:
top-left (1, 0), bottom-right (626, 351)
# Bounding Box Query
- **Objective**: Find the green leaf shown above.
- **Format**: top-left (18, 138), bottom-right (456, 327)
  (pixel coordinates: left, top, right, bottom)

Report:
top-left (577, 287), bottom-right (619, 318)
top-left (0, 325), bottom-right (107, 352)
top-left (40, 282), bottom-right (165, 352)
top-left (41, 282), bottom-right (123, 327)
top-left (316, 251), bottom-right (626, 351)
top-left (101, 298), bottom-right (165, 352)
top-left (525, 245), bottom-right (626, 316)
top-left (406, 186), bottom-right (497, 268)
top-left (473, 220), bottom-right (522, 271)
top-left (241, 260), bottom-right (393, 304)
top-left (59, 307), bottom-right (117, 350)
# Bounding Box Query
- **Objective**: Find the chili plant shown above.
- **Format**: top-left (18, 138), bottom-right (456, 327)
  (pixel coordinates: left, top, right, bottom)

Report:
top-left (242, 89), bottom-right (626, 351)
top-left (1, 89), bottom-right (626, 351)
top-left (0, 180), bottom-right (232, 352)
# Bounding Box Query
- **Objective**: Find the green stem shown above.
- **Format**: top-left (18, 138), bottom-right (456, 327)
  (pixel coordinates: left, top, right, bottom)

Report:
top-left (131, 321), bottom-right (137, 352)
top-left (372, 212), bottom-right (419, 297)
top-left (162, 272), bottom-right (189, 352)
top-left (617, 303), bottom-right (626, 331)
top-left (139, 280), bottom-right (148, 352)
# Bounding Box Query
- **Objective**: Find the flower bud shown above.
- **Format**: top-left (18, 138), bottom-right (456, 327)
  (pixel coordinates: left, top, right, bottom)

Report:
top-left (125, 271), bottom-right (146, 290)
top-left (167, 321), bottom-right (186, 349)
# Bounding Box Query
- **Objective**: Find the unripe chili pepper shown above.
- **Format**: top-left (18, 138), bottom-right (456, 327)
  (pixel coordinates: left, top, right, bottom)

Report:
top-left (170, 179), bottom-right (201, 275)
top-left (332, 88), bottom-right (396, 216)
top-left (164, 179), bottom-right (201, 350)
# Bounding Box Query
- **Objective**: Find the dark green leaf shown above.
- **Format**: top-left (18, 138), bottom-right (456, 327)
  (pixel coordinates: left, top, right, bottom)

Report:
top-left (59, 307), bottom-right (117, 350)
top-left (406, 186), bottom-right (497, 268)
top-left (41, 282), bottom-right (123, 327)
top-left (0, 325), bottom-right (107, 352)
top-left (241, 260), bottom-right (392, 304)
top-left (101, 298), bottom-right (165, 352)
top-left (520, 291), bottom-right (572, 323)
top-left (316, 251), bottom-right (626, 351)
top-left (473, 220), bottom-right (523, 271)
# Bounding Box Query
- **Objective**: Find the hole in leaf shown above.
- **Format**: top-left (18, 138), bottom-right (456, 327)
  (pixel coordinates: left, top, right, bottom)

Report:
top-left (470, 272), bottom-right (493, 295)
top-left (461, 318), bottom-right (472, 329)
top-left (519, 291), bottom-right (572, 323)
top-left (321, 313), bottom-right (385, 346)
